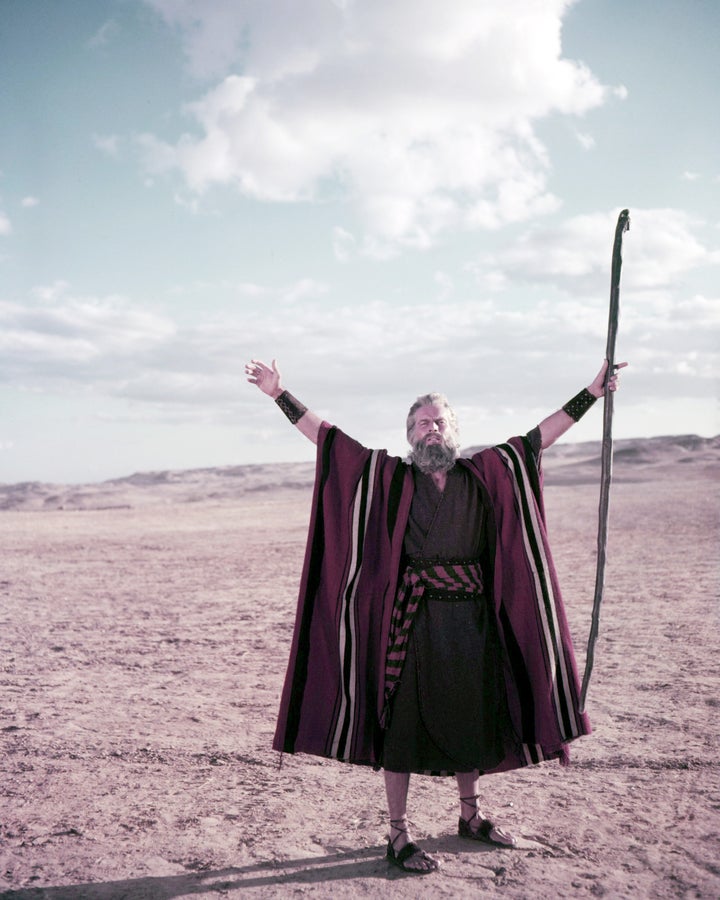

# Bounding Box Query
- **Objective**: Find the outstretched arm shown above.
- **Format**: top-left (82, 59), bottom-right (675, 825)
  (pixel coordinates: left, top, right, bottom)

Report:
top-left (538, 360), bottom-right (627, 450)
top-left (245, 358), bottom-right (323, 445)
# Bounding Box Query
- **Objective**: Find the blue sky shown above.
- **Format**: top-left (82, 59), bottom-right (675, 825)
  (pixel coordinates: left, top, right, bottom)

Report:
top-left (1, 0), bottom-right (718, 484)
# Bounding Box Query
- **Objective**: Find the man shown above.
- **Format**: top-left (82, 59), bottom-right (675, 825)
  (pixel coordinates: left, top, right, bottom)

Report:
top-left (246, 358), bottom-right (625, 874)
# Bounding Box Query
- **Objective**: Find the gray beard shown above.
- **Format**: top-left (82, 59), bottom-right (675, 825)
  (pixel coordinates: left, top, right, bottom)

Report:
top-left (410, 439), bottom-right (458, 475)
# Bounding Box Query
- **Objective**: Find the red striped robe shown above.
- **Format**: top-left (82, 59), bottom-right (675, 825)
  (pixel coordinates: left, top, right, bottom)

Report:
top-left (272, 423), bottom-right (591, 771)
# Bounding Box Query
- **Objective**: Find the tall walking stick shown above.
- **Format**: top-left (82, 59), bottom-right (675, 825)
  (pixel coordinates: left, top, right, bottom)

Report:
top-left (579, 208), bottom-right (630, 713)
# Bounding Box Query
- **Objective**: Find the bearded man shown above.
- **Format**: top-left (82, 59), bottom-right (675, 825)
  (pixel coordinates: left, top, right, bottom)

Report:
top-left (246, 358), bottom-right (624, 874)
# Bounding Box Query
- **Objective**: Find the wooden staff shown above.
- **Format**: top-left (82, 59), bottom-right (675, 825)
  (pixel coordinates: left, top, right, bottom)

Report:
top-left (579, 208), bottom-right (631, 713)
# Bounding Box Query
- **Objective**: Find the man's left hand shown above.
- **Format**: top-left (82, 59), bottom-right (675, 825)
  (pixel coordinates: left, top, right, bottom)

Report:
top-left (589, 359), bottom-right (628, 399)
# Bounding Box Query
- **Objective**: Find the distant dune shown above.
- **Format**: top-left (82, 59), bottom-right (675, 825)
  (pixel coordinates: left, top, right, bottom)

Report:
top-left (1, 434), bottom-right (717, 512)
top-left (466, 433), bottom-right (720, 487)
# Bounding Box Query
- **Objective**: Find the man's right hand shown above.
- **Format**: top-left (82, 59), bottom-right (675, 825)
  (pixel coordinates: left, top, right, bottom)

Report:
top-left (245, 358), bottom-right (322, 445)
top-left (245, 358), bottom-right (282, 399)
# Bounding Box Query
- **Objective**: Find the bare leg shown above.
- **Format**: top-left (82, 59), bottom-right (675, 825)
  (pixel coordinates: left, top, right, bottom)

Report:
top-left (383, 770), bottom-right (438, 872)
top-left (384, 770), bottom-right (411, 850)
top-left (456, 770), bottom-right (481, 826)
top-left (456, 770), bottom-right (517, 847)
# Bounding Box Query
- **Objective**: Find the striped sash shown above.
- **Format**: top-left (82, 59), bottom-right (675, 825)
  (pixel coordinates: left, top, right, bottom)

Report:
top-left (381, 560), bottom-right (484, 727)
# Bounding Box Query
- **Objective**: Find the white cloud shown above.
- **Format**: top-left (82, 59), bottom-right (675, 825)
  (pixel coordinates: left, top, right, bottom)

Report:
top-left (139, 0), bottom-right (618, 248)
top-left (0, 290), bottom-right (177, 381)
top-left (280, 278), bottom-right (329, 305)
top-left (88, 19), bottom-right (120, 49)
top-left (21, 196), bottom-right (39, 208)
top-left (472, 208), bottom-right (720, 293)
top-left (463, 209), bottom-right (720, 403)
top-left (167, 278), bottom-right (271, 297)
top-left (4, 272), bottom-right (715, 438)
top-left (93, 134), bottom-right (121, 157)
top-left (574, 130), bottom-right (596, 151)
top-left (434, 270), bottom-right (454, 303)
top-left (332, 226), bottom-right (356, 262)
top-left (0, 211), bottom-right (11, 235)
top-left (145, 0), bottom-right (347, 80)
top-left (32, 280), bottom-right (71, 302)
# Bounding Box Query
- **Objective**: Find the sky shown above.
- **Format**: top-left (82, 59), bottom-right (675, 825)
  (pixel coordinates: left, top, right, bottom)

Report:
top-left (1, 0), bottom-right (718, 485)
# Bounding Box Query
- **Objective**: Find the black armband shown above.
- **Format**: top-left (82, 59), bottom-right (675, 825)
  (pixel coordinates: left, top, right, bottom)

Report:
top-left (562, 388), bottom-right (598, 422)
top-left (275, 390), bottom-right (308, 425)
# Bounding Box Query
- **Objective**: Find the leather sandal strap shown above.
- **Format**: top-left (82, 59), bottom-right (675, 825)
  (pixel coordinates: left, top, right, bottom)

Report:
top-left (389, 816), bottom-right (409, 848)
top-left (459, 794), bottom-right (480, 824)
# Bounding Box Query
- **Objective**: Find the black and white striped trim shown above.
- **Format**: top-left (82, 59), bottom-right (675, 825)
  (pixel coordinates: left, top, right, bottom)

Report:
top-left (496, 442), bottom-right (581, 741)
top-left (329, 449), bottom-right (381, 759)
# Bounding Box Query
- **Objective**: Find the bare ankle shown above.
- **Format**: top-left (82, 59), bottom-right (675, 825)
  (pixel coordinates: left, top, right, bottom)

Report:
top-left (389, 815), bottom-right (411, 849)
top-left (459, 793), bottom-right (480, 825)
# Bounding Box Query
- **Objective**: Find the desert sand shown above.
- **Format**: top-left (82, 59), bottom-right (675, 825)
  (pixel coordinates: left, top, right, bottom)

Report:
top-left (1, 435), bottom-right (719, 899)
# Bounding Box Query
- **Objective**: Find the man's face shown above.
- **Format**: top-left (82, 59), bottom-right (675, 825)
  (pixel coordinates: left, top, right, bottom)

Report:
top-left (411, 403), bottom-right (454, 448)
top-left (409, 403), bottom-right (459, 474)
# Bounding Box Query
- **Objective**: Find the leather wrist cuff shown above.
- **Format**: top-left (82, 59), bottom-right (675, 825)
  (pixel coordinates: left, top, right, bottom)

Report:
top-left (562, 388), bottom-right (597, 422)
top-left (275, 390), bottom-right (308, 425)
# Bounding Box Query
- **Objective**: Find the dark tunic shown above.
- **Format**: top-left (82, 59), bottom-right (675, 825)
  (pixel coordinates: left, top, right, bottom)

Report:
top-left (382, 430), bottom-right (542, 775)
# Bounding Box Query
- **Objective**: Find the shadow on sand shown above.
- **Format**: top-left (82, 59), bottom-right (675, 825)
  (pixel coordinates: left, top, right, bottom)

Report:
top-left (0, 836), bottom-right (505, 898)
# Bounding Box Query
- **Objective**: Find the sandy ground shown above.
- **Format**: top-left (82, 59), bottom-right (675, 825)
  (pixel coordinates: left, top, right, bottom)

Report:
top-left (1, 446), bottom-right (719, 898)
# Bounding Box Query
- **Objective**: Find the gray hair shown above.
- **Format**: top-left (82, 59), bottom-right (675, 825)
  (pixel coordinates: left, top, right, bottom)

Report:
top-left (406, 392), bottom-right (459, 443)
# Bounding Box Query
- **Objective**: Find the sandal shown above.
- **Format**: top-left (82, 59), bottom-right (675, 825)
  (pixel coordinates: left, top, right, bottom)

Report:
top-left (458, 794), bottom-right (517, 848)
top-left (386, 817), bottom-right (439, 874)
